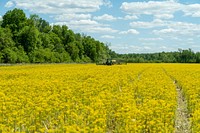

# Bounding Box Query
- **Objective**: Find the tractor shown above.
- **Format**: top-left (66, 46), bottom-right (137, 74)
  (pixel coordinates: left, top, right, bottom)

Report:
top-left (106, 59), bottom-right (116, 65)
top-left (96, 59), bottom-right (127, 65)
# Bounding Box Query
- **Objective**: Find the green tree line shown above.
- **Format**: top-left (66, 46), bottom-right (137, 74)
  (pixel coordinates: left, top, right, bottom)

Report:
top-left (113, 48), bottom-right (200, 63)
top-left (0, 8), bottom-right (111, 63)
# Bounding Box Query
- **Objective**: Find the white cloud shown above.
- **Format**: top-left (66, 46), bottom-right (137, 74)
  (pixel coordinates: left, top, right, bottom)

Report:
top-left (0, 16), bottom-right (2, 21)
top-left (110, 44), bottom-right (176, 54)
top-left (101, 35), bottom-right (115, 39)
top-left (154, 14), bottom-right (174, 19)
top-left (120, 1), bottom-right (200, 18)
top-left (183, 4), bottom-right (200, 17)
top-left (54, 20), bottom-right (99, 28)
top-left (4, 0), bottom-right (115, 34)
top-left (119, 29), bottom-right (139, 35)
top-left (191, 45), bottom-right (200, 48)
top-left (188, 38), bottom-right (194, 41)
top-left (103, 0), bottom-right (112, 8)
top-left (153, 28), bottom-right (178, 34)
top-left (93, 14), bottom-right (117, 21)
top-left (160, 46), bottom-right (167, 49)
top-left (144, 46), bottom-right (151, 50)
top-left (55, 14), bottom-right (91, 21)
top-left (130, 18), bottom-right (200, 37)
top-left (71, 20), bottom-right (99, 25)
top-left (124, 15), bottom-right (138, 20)
top-left (191, 12), bottom-right (200, 17)
top-left (5, 1), bottom-right (14, 8)
top-left (153, 21), bottom-right (200, 36)
top-left (5, 0), bottom-right (111, 14)
top-left (85, 27), bottom-right (118, 33)
top-left (130, 19), bottom-right (166, 28)
top-left (139, 38), bottom-right (163, 41)
top-left (120, 1), bottom-right (181, 18)
top-left (171, 37), bottom-right (182, 41)
top-left (54, 20), bottom-right (118, 33)
top-left (109, 44), bottom-right (136, 54)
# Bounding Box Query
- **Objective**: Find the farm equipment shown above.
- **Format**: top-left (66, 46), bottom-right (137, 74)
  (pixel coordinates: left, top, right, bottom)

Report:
top-left (96, 59), bottom-right (127, 65)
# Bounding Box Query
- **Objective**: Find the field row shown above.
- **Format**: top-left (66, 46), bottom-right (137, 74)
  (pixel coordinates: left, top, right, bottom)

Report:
top-left (0, 64), bottom-right (199, 132)
top-left (163, 64), bottom-right (200, 132)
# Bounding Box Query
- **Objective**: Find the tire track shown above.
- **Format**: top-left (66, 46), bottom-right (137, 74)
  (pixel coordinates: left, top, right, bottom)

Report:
top-left (162, 68), bottom-right (191, 133)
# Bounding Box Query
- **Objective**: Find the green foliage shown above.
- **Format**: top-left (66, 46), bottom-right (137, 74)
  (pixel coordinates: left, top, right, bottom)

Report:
top-left (0, 27), bottom-right (15, 49)
top-left (66, 42), bottom-right (79, 61)
top-left (178, 48), bottom-right (196, 63)
top-left (1, 48), bottom-right (17, 63)
top-left (18, 26), bottom-right (41, 52)
top-left (29, 48), bottom-right (52, 63)
top-left (196, 52), bottom-right (200, 63)
top-left (54, 51), bottom-right (72, 63)
top-left (2, 8), bottom-right (27, 32)
top-left (29, 14), bottom-right (50, 33)
top-left (0, 8), bottom-right (111, 63)
top-left (0, 20), bottom-right (2, 27)
top-left (14, 46), bottom-right (29, 63)
top-left (116, 49), bottom-right (200, 63)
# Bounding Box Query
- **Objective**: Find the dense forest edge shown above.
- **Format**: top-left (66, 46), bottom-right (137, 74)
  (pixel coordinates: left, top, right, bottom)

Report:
top-left (0, 8), bottom-right (200, 64)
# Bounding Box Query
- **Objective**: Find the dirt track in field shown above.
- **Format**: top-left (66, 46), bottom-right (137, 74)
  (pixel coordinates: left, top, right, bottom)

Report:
top-left (162, 68), bottom-right (191, 133)
top-left (174, 80), bottom-right (191, 133)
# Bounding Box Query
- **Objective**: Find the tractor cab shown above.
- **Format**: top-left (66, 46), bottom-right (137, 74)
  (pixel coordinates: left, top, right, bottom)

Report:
top-left (106, 59), bottom-right (112, 65)
top-left (106, 59), bottom-right (117, 65)
top-left (96, 58), bottom-right (127, 65)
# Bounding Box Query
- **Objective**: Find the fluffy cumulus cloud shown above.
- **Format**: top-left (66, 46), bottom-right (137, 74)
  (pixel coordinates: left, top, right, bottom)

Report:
top-left (119, 29), bottom-right (139, 35)
top-left (4, 0), bottom-right (117, 34)
top-left (153, 21), bottom-right (200, 36)
top-left (129, 17), bottom-right (200, 37)
top-left (5, 1), bottom-right (14, 8)
top-left (154, 14), bottom-right (174, 19)
top-left (153, 28), bottom-right (178, 35)
top-left (5, 0), bottom-right (111, 14)
top-left (120, 1), bottom-right (181, 18)
top-left (101, 35), bottom-right (115, 39)
top-left (120, 1), bottom-right (200, 18)
top-left (94, 14), bottom-right (117, 21)
top-left (110, 43), bottom-right (175, 54)
top-left (83, 27), bottom-right (118, 33)
top-left (139, 38), bottom-right (163, 41)
top-left (102, 0), bottom-right (112, 8)
top-left (124, 15), bottom-right (138, 20)
top-left (54, 20), bottom-right (118, 33)
top-left (130, 19), bottom-right (167, 29)
top-left (123, 0), bottom-right (200, 40)
top-left (183, 4), bottom-right (200, 17)
top-left (54, 14), bottom-right (92, 21)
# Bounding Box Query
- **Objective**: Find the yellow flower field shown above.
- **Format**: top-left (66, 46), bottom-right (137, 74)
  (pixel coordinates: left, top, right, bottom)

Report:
top-left (163, 64), bottom-right (200, 132)
top-left (0, 64), bottom-right (199, 132)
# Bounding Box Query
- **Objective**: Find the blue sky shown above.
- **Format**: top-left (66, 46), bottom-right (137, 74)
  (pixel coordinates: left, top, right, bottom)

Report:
top-left (1, 0), bottom-right (200, 53)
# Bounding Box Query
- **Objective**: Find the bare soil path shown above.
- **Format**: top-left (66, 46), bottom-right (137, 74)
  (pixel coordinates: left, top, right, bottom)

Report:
top-left (162, 68), bottom-right (191, 133)
top-left (174, 80), bottom-right (191, 133)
